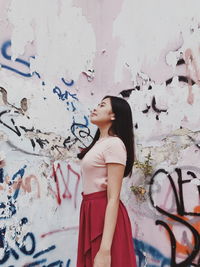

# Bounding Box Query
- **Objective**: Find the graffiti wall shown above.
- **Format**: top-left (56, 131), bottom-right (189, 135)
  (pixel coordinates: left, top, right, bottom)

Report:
top-left (0, 0), bottom-right (200, 266)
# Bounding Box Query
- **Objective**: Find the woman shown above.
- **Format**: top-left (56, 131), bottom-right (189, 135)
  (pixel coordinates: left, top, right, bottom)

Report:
top-left (76, 95), bottom-right (137, 267)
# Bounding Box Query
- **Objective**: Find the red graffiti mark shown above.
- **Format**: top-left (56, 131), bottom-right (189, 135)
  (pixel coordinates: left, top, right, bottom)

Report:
top-left (50, 162), bottom-right (80, 208)
top-left (40, 226), bottom-right (79, 238)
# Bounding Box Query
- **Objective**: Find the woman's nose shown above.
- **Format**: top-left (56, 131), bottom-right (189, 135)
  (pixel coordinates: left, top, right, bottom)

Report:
top-left (90, 108), bottom-right (96, 115)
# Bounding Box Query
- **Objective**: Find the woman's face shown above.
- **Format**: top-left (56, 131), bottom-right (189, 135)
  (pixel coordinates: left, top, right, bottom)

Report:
top-left (90, 98), bottom-right (115, 126)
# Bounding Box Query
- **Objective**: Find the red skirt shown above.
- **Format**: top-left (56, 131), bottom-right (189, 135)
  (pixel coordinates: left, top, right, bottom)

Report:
top-left (76, 190), bottom-right (137, 267)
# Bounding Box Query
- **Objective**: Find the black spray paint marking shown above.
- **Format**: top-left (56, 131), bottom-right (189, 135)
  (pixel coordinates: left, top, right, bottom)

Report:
top-left (149, 167), bottom-right (200, 267)
top-left (142, 96), bottom-right (168, 120)
top-left (166, 76), bottom-right (195, 86)
top-left (0, 109), bottom-right (77, 152)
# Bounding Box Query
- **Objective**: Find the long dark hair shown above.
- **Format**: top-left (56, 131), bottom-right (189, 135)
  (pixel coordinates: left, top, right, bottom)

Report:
top-left (77, 95), bottom-right (135, 177)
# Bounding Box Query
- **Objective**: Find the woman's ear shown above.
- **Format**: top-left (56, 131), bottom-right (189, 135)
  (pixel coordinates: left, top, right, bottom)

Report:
top-left (111, 113), bottom-right (115, 120)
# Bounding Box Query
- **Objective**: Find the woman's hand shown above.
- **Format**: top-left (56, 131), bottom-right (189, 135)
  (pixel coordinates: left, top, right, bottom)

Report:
top-left (93, 249), bottom-right (111, 267)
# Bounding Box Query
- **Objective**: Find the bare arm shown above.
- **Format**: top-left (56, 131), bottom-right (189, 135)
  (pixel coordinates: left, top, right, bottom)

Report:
top-left (99, 163), bottom-right (125, 252)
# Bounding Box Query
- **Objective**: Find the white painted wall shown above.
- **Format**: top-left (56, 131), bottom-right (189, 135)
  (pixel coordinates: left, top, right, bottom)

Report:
top-left (0, 0), bottom-right (200, 266)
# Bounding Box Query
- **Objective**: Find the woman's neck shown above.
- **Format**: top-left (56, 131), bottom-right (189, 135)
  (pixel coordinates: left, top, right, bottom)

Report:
top-left (98, 128), bottom-right (116, 139)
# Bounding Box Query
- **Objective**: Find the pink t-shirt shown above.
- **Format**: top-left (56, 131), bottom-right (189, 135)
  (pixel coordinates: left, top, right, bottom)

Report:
top-left (80, 136), bottom-right (127, 194)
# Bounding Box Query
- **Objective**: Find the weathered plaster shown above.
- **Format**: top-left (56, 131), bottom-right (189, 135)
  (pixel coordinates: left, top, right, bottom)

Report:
top-left (0, 0), bottom-right (200, 266)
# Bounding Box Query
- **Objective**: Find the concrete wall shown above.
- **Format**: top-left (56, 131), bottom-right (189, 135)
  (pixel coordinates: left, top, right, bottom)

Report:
top-left (0, 0), bottom-right (200, 266)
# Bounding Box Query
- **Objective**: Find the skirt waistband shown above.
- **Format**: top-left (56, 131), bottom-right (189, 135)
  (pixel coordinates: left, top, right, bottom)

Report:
top-left (81, 190), bottom-right (107, 200)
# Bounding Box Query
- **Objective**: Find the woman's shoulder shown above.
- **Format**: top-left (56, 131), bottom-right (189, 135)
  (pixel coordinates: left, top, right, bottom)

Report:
top-left (104, 136), bottom-right (126, 149)
top-left (109, 135), bottom-right (123, 142)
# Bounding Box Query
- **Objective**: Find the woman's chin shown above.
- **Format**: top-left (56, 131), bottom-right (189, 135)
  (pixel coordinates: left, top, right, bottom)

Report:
top-left (90, 119), bottom-right (97, 125)
top-left (90, 118), bottom-right (99, 125)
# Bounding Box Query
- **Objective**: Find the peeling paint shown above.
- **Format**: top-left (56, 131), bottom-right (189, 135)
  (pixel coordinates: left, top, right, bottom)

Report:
top-left (0, 0), bottom-right (200, 266)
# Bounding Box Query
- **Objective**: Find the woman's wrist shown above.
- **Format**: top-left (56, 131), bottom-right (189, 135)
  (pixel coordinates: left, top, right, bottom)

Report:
top-left (99, 247), bottom-right (111, 254)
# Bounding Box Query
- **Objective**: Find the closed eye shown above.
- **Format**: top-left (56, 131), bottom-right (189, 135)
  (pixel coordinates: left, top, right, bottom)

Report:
top-left (98, 103), bottom-right (105, 107)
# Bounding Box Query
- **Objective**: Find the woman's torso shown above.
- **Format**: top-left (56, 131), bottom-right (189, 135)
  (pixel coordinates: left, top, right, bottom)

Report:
top-left (80, 136), bottom-right (127, 194)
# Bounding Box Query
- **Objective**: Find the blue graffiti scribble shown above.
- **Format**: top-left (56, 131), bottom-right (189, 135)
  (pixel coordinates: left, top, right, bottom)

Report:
top-left (0, 40), bottom-right (76, 94)
top-left (70, 115), bottom-right (92, 146)
top-left (71, 102), bottom-right (76, 112)
top-left (1, 40), bottom-right (78, 117)
top-left (66, 259), bottom-right (71, 267)
top-left (44, 260), bottom-right (64, 267)
top-left (0, 63), bottom-right (32, 78)
top-left (66, 102), bottom-right (76, 112)
top-left (61, 78), bottom-right (74, 87)
top-left (0, 198), bottom-right (16, 220)
top-left (0, 217), bottom-right (69, 266)
top-left (134, 239), bottom-right (171, 267)
top-left (26, 259), bottom-right (47, 266)
top-left (2, 41), bottom-right (30, 66)
top-left (1, 41), bottom-right (75, 96)
top-left (71, 115), bottom-right (89, 135)
top-left (0, 165), bottom-right (29, 220)
top-left (74, 115), bottom-right (89, 128)
top-left (0, 166), bottom-right (18, 219)
top-left (0, 219), bottom-right (36, 264)
top-left (12, 165), bottom-right (27, 181)
top-left (1, 40), bottom-right (32, 77)
top-left (33, 71), bottom-right (41, 79)
top-left (53, 86), bottom-right (78, 101)
top-left (33, 245), bottom-right (56, 258)
top-left (12, 165), bottom-right (27, 200)
top-left (53, 86), bottom-right (78, 112)
top-left (16, 232), bottom-right (36, 255)
top-left (0, 168), bottom-right (3, 183)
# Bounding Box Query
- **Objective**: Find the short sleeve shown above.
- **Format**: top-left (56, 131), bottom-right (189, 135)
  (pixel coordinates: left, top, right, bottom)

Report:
top-left (102, 138), bottom-right (127, 165)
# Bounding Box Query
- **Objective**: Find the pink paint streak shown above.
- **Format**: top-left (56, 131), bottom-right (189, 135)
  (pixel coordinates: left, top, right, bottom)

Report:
top-left (73, 0), bottom-right (125, 100)
top-left (185, 48), bottom-right (200, 105)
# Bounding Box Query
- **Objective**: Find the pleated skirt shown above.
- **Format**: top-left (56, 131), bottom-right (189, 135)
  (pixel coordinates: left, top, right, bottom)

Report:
top-left (76, 190), bottom-right (137, 267)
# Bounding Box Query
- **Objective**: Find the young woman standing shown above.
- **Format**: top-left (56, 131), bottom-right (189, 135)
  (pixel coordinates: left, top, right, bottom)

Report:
top-left (76, 95), bottom-right (137, 267)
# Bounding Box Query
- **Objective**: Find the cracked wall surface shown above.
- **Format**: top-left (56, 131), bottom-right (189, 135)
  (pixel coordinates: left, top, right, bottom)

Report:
top-left (0, 0), bottom-right (200, 266)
